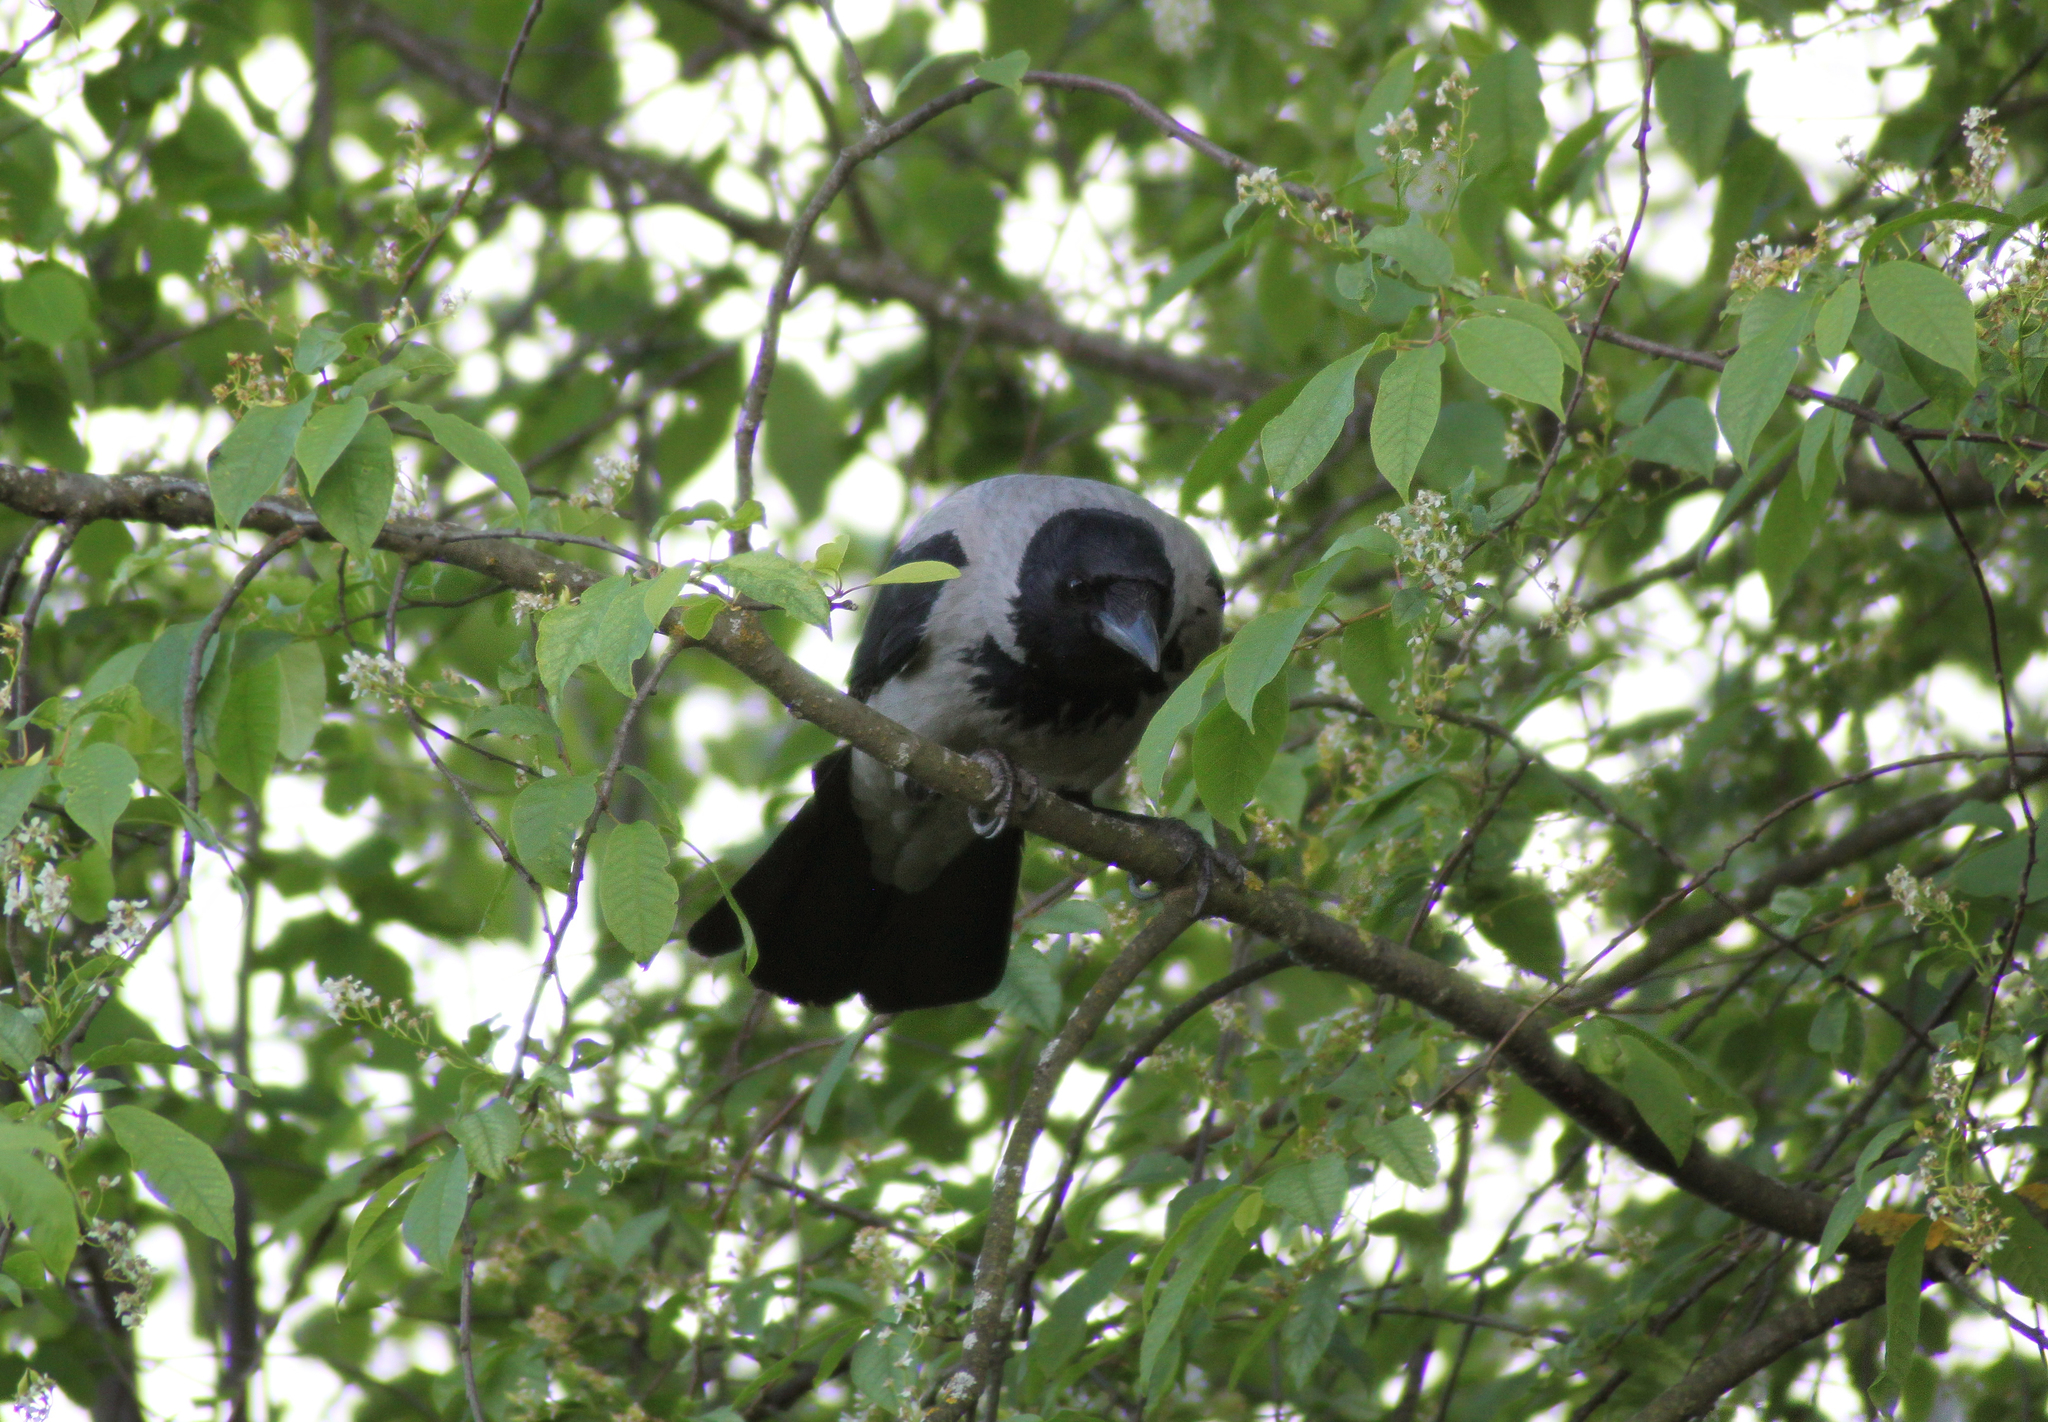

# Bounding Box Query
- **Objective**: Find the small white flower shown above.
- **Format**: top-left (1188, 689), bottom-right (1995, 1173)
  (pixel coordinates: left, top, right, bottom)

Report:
top-left (1236, 166), bottom-right (1284, 207)
top-left (338, 649), bottom-right (408, 706)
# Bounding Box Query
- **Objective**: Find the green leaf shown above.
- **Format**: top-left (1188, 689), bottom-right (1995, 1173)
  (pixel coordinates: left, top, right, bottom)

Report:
top-left (1029, 1251), bottom-right (1131, 1391)
top-left (1021, 898), bottom-right (1110, 937)
top-left (1264, 1155), bottom-right (1348, 1233)
top-left (982, 945), bottom-right (1062, 1035)
top-left (1141, 235), bottom-right (1242, 321)
top-left (716, 550), bottom-right (832, 628)
top-left (209, 397), bottom-right (313, 531)
top-left (401, 1146), bottom-right (471, 1271)
top-left (511, 774), bottom-right (598, 893)
top-left (292, 326), bottom-right (346, 375)
top-left (1191, 678), bottom-right (1289, 837)
top-left (58, 742), bottom-right (136, 846)
top-left (1758, 431), bottom-right (1840, 611)
top-left (1184, 377), bottom-right (1308, 509)
top-left (1615, 1037), bottom-right (1694, 1163)
top-left (3, 265), bottom-right (94, 348)
top-left (0, 1146), bottom-right (78, 1274)
top-left (1361, 219), bottom-right (1456, 288)
top-left (1818, 1120), bottom-right (1917, 1266)
top-left (1454, 316), bottom-right (1563, 414)
top-left (1223, 605), bottom-right (1316, 722)
top-left (1717, 300), bottom-right (1807, 469)
top-left (1877, 1217), bottom-right (1931, 1405)
top-left (1467, 46), bottom-right (1544, 180)
top-left (1944, 833), bottom-right (2044, 902)
top-left (1864, 261), bottom-right (1979, 385)
top-left (1260, 345), bottom-right (1375, 493)
top-left (973, 49), bottom-right (1029, 94)
top-left (1990, 1194), bottom-right (2048, 1303)
top-left (393, 401), bottom-right (529, 516)
top-left (0, 765), bottom-right (51, 849)
top-left (1460, 875), bottom-right (1565, 980)
top-left (1359, 1114), bottom-right (1438, 1188)
top-left (1282, 1267), bottom-right (1344, 1390)
top-left (342, 1172), bottom-right (425, 1294)
top-left (1655, 51), bottom-right (1740, 178)
top-left (1134, 651), bottom-right (1222, 798)
top-left (1141, 1192), bottom-right (1244, 1400)
top-left (537, 576), bottom-right (655, 701)
top-left (1470, 294), bottom-right (1581, 369)
top-left (1339, 616), bottom-right (1415, 725)
top-left (1370, 342), bottom-right (1446, 500)
top-left (864, 559), bottom-right (961, 587)
top-left (295, 396), bottom-right (368, 492)
top-left (52, 0), bottom-right (98, 31)
top-left (449, 1102), bottom-right (520, 1181)
top-left (762, 364), bottom-right (849, 521)
top-left (803, 1023), bottom-right (872, 1132)
top-left (343, 1162), bottom-right (428, 1293)
top-left (213, 656), bottom-right (282, 798)
top-left (1617, 396), bottom-right (1718, 477)
top-left (0, 1006), bottom-right (40, 1073)
top-left (1815, 277), bottom-right (1860, 362)
top-left (103, 1104), bottom-right (237, 1252)
top-left (596, 820), bottom-right (678, 962)
top-left (275, 641), bottom-right (326, 761)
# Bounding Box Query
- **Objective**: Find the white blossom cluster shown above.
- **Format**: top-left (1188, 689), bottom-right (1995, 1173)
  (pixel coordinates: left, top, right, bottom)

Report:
top-left (318, 974), bottom-right (382, 1020)
top-left (1144, 0), bottom-right (1213, 58)
top-left (1962, 105), bottom-right (2007, 204)
top-left (9, 1370), bottom-right (51, 1422)
top-left (338, 649), bottom-right (409, 706)
top-left (85, 1221), bottom-right (156, 1329)
top-left (512, 590), bottom-right (557, 624)
top-left (89, 900), bottom-right (151, 957)
top-left (0, 820), bottom-right (67, 935)
top-left (1886, 864), bottom-right (1953, 927)
top-left (1236, 165), bottom-right (1284, 208)
top-left (1376, 489), bottom-right (1468, 611)
top-left (570, 455), bottom-right (636, 513)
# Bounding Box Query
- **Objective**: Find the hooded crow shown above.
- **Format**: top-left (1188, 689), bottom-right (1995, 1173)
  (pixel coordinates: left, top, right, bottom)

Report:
top-left (686, 474), bottom-right (1224, 1012)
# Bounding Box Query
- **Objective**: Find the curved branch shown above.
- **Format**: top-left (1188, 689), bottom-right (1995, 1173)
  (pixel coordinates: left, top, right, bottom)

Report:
top-left (0, 459), bottom-right (1850, 1259)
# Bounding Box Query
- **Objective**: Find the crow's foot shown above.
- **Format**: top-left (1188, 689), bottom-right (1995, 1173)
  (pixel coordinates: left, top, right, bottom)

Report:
top-left (967, 750), bottom-right (1039, 838)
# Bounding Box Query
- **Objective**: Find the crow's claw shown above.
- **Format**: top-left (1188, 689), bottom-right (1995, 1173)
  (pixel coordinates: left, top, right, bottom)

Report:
top-left (967, 750), bottom-right (1038, 838)
top-left (1129, 816), bottom-right (1242, 917)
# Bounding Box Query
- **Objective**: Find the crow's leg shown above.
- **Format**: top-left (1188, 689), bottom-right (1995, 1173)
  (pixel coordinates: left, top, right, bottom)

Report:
top-left (967, 749), bottom-right (1040, 839)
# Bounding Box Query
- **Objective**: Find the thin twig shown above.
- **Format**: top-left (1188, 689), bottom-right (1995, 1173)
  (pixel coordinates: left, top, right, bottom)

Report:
top-left (10, 523), bottom-right (77, 752)
top-left (730, 79), bottom-right (998, 550)
top-left (395, 0), bottom-right (549, 301)
top-left (459, 1223), bottom-right (488, 1422)
top-left (939, 885), bottom-right (1209, 1420)
top-left (0, 14), bottom-right (59, 83)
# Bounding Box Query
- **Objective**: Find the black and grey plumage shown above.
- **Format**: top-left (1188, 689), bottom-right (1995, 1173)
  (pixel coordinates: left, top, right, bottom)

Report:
top-left (686, 474), bottom-right (1224, 1013)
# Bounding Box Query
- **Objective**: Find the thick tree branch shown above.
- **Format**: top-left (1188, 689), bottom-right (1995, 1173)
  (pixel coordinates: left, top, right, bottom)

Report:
top-left (1629, 1264), bottom-right (1888, 1422)
top-left (0, 461), bottom-right (1852, 1261)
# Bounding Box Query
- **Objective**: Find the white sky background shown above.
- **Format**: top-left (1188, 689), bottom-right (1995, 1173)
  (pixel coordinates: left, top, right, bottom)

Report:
top-left (3, 0), bottom-right (2041, 1416)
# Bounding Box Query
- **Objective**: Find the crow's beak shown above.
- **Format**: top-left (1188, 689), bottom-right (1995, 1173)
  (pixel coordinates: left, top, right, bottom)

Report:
top-left (1094, 587), bottom-right (1162, 672)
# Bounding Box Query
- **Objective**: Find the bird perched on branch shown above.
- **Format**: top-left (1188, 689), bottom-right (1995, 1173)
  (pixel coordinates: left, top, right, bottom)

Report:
top-left (687, 474), bottom-right (1224, 1012)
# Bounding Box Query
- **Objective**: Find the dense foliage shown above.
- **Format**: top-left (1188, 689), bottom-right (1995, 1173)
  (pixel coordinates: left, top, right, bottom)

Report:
top-left (0, 0), bottom-right (2045, 1419)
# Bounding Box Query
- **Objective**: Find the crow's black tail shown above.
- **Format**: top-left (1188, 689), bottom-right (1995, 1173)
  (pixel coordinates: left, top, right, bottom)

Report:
top-left (684, 748), bottom-right (1022, 1012)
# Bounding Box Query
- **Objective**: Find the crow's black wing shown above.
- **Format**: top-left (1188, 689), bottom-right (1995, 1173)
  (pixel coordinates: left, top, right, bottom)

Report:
top-left (847, 530), bottom-right (967, 702)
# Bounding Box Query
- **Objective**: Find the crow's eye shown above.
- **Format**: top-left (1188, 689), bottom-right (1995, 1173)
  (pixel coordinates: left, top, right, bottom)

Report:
top-left (1063, 577), bottom-right (1087, 597)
